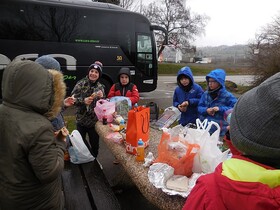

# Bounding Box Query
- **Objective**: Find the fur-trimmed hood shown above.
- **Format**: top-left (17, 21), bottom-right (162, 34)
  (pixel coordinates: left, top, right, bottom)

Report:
top-left (2, 60), bottom-right (66, 119)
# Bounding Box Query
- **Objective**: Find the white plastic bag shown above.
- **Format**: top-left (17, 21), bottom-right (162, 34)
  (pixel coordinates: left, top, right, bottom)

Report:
top-left (68, 130), bottom-right (95, 164)
top-left (187, 119), bottom-right (229, 173)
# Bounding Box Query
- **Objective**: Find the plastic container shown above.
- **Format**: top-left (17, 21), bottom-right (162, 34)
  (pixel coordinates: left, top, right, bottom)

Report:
top-left (136, 139), bottom-right (145, 162)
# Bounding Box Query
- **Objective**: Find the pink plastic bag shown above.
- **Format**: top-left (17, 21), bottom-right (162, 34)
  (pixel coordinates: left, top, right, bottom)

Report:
top-left (94, 99), bottom-right (115, 123)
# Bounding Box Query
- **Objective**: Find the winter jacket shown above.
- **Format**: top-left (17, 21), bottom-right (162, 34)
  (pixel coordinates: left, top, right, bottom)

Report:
top-left (173, 66), bottom-right (204, 125)
top-left (71, 76), bottom-right (105, 128)
top-left (107, 67), bottom-right (139, 105)
top-left (0, 60), bottom-right (66, 210)
top-left (183, 156), bottom-right (280, 210)
top-left (198, 69), bottom-right (237, 136)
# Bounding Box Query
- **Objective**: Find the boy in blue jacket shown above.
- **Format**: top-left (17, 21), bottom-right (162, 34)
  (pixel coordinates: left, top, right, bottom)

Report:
top-left (173, 66), bottom-right (204, 126)
top-left (198, 69), bottom-right (237, 136)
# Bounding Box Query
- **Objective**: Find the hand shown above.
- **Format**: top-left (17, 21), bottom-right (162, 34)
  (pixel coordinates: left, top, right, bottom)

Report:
top-left (178, 104), bottom-right (187, 112)
top-left (64, 96), bottom-right (75, 107)
top-left (96, 90), bottom-right (103, 98)
top-left (84, 96), bottom-right (94, 105)
top-left (54, 127), bottom-right (69, 142)
top-left (181, 101), bottom-right (189, 107)
top-left (207, 108), bottom-right (215, 116)
top-left (213, 106), bottom-right (219, 112)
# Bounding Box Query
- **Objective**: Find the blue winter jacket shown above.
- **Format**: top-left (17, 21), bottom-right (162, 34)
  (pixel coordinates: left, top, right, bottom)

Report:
top-left (198, 69), bottom-right (237, 136)
top-left (173, 66), bottom-right (204, 125)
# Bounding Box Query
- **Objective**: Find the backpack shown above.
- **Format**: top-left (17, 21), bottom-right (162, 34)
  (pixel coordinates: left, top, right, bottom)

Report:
top-left (146, 102), bottom-right (159, 122)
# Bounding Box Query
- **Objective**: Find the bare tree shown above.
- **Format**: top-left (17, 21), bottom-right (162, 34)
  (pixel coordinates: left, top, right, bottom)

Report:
top-left (248, 13), bottom-right (280, 86)
top-left (142, 0), bottom-right (209, 55)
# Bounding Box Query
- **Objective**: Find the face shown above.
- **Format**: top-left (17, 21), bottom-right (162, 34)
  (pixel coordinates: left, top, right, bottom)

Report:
top-left (208, 78), bottom-right (220, 90)
top-left (88, 69), bottom-right (100, 82)
top-left (180, 76), bottom-right (190, 86)
top-left (120, 74), bottom-right (129, 86)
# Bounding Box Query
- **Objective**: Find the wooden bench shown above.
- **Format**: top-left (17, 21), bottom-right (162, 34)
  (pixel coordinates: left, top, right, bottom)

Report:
top-left (62, 159), bottom-right (121, 210)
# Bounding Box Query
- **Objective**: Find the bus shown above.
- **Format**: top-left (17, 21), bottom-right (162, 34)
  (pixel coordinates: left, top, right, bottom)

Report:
top-left (0, 0), bottom-right (167, 99)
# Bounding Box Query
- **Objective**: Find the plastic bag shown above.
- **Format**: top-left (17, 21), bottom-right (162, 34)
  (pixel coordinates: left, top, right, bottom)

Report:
top-left (109, 96), bottom-right (131, 120)
top-left (186, 119), bottom-right (230, 173)
top-left (94, 99), bottom-right (115, 123)
top-left (150, 106), bottom-right (180, 130)
top-left (154, 127), bottom-right (200, 177)
top-left (68, 130), bottom-right (95, 164)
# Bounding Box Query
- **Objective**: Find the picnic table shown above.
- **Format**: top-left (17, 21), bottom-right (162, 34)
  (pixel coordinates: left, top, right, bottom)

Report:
top-left (95, 121), bottom-right (186, 210)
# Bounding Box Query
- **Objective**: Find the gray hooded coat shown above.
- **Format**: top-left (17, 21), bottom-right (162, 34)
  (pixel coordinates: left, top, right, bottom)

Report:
top-left (0, 60), bottom-right (66, 210)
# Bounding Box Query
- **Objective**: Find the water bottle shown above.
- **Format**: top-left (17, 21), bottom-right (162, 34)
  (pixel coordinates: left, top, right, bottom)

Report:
top-left (119, 119), bottom-right (125, 130)
top-left (136, 139), bottom-right (145, 162)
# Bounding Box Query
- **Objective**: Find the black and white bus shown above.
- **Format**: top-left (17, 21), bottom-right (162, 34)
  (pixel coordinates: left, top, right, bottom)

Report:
top-left (0, 0), bottom-right (167, 99)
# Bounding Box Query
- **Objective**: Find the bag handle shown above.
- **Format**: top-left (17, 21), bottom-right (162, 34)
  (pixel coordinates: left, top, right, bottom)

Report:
top-left (141, 112), bottom-right (149, 134)
top-left (196, 119), bottom-right (208, 130)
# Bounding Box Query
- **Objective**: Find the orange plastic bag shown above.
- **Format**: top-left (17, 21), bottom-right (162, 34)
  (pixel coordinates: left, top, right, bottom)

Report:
top-left (126, 106), bottom-right (150, 155)
top-left (154, 131), bottom-right (200, 177)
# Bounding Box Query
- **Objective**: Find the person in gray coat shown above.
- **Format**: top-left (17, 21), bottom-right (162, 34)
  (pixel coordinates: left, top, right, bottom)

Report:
top-left (0, 60), bottom-right (67, 210)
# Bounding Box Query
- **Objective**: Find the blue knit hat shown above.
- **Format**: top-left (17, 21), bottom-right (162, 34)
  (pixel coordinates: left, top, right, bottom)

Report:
top-left (35, 55), bottom-right (61, 71)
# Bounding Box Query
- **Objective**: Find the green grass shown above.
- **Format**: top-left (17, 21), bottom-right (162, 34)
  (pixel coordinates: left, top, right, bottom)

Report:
top-left (64, 116), bottom-right (76, 133)
top-left (158, 63), bottom-right (251, 75)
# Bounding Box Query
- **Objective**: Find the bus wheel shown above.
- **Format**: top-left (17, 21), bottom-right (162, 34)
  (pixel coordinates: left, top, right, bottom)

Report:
top-left (100, 78), bottom-right (111, 96)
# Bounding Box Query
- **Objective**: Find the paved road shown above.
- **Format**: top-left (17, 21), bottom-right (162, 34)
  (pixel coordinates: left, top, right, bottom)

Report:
top-left (139, 75), bottom-right (254, 110)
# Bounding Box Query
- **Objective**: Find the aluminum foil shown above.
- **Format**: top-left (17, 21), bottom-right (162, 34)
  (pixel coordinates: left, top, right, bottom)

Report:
top-left (148, 163), bottom-right (204, 198)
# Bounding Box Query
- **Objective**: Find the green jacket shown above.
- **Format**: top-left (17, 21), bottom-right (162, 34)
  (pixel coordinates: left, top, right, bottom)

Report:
top-left (0, 60), bottom-right (66, 210)
top-left (71, 76), bottom-right (105, 128)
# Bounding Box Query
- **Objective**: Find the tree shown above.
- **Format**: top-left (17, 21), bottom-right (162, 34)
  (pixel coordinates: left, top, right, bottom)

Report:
top-left (248, 12), bottom-right (280, 86)
top-left (142, 0), bottom-right (209, 56)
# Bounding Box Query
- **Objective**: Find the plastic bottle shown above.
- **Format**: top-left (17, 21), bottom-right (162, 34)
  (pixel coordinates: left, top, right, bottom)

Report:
top-left (119, 119), bottom-right (125, 130)
top-left (136, 139), bottom-right (145, 162)
top-left (102, 109), bottom-right (107, 125)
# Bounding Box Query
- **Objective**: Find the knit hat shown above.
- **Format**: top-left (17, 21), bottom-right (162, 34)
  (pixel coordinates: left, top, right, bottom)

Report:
top-left (230, 72), bottom-right (280, 159)
top-left (88, 62), bottom-right (102, 76)
top-left (35, 55), bottom-right (61, 71)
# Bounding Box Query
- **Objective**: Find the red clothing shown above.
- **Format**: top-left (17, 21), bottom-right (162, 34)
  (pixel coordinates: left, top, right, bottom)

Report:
top-left (107, 83), bottom-right (139, 105)
top-left (223, 131), bottom-right (242, 155)
top-left (183, 156), bottom-right (280, 210)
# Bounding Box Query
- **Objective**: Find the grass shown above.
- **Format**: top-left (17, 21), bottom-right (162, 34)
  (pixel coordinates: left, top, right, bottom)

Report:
top-left (158, 63), bottom-right (252, 75)
top-left (64, 116), bottom-right (76, 133)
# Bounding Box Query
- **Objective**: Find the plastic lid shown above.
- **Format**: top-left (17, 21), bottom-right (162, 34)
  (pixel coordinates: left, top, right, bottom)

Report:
top-left (138, 139), bottom-right (144, 145)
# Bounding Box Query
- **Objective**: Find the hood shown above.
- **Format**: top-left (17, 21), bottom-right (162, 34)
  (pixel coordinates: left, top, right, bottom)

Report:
top-left (176, 66), bottom-right (194, 86)
top-left (206, 69), bottom-right (226, 87)
top-left (2, 60), bottom-right (66, 119)
top-left (118, 67), bottom-right (131, 84)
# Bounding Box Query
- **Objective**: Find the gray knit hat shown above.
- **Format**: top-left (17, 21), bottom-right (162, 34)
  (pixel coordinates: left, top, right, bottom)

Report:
top-left (230, 72), bottom-right (280, 158)
top-left (35, 55), bottom-right (61, 71)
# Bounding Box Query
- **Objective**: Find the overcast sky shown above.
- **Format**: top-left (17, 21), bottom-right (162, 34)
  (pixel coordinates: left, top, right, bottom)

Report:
top-left (143, 0), bottom-right (280, 47)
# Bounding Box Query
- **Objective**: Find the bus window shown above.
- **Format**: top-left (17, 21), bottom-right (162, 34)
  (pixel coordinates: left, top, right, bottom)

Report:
top-left (136, 34), bottom-right (153, 76)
